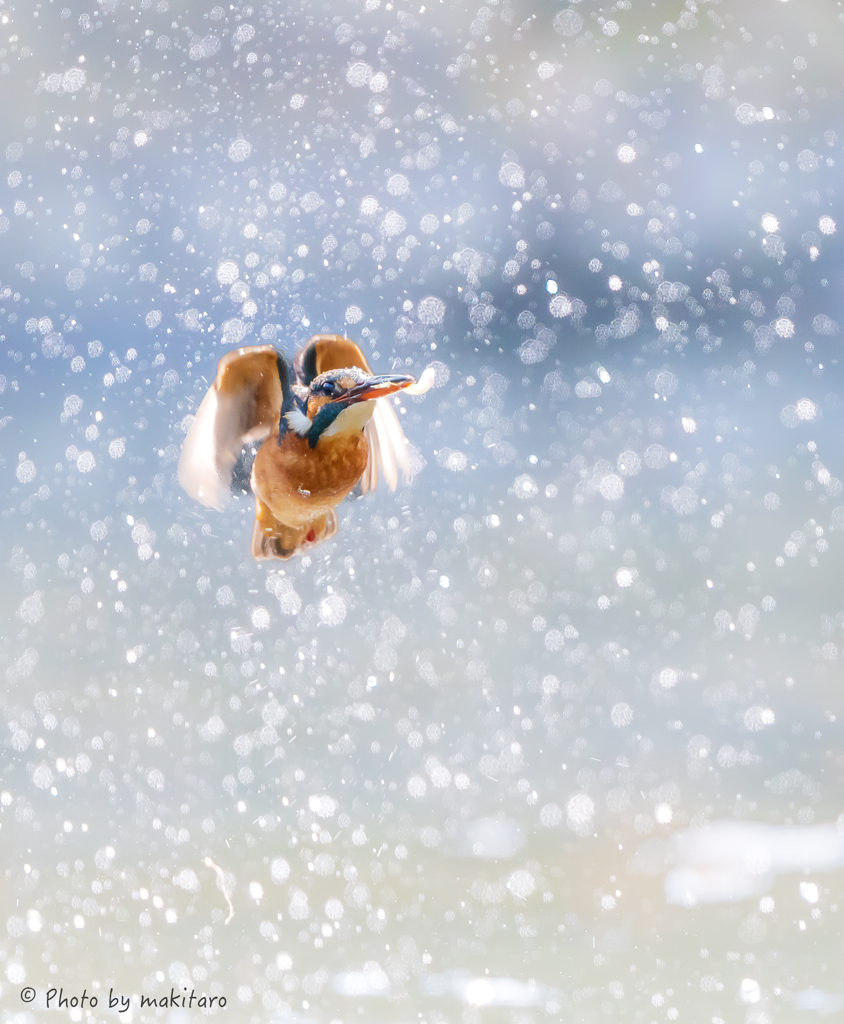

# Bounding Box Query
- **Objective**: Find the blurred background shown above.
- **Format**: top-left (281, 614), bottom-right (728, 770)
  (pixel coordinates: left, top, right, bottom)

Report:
top-left (2, 0), bottom-right (844, 1019)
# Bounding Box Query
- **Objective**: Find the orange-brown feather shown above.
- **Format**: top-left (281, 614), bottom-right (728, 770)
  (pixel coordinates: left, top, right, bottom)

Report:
top-left (214, 345), bottom-right (281, 436)
top-left (294, 334), bottom-right (373, 378)
top-left (252, 427), bottom-right (369, 528)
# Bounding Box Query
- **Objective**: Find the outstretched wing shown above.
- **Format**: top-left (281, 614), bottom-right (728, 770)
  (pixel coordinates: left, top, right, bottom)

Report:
top-left (178, 345), bottom-right (289, 511)
top-left (293, 333), bottom-right (412, 493)
top-left (293, 332), bottom-right (374, 382)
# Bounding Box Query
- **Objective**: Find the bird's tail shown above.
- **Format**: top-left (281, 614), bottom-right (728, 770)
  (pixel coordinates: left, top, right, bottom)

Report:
top-left (251, 499), bottom-right (338, 560)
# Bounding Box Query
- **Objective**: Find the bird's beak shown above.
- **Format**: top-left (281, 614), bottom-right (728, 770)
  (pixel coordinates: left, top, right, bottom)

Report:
top-left (344, 373), bottom-right (417, 403)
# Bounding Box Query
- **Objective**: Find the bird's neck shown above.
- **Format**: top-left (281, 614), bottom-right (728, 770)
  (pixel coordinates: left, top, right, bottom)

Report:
top-left (281, 398), bottom-right (376, 449)
top-left (318, 399), bottom-right (375, 440)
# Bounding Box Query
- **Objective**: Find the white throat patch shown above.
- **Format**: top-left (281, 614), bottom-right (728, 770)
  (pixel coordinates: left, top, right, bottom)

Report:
top-left (285, 406), bottom-right (313, 436)
top-left (321, 399), bottom-right (376, 438)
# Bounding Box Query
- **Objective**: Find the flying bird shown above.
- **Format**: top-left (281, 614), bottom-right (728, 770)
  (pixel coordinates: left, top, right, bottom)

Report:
top-left (178, 334), bottom-right (433, 559)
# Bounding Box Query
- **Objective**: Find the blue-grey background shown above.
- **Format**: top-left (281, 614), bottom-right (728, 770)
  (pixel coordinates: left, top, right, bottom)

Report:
top-left (2, 0), bottom-right (844, 1019)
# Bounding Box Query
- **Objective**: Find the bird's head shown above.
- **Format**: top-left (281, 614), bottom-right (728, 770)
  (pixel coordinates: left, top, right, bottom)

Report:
top-left (283, 367), bottom-right (417, 447)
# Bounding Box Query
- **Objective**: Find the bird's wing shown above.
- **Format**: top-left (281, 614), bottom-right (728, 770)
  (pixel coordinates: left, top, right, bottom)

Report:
top-left (361, 396), bottom-right (412, 493)
top-left (293, 333), bottom-right (411, 493)
top-left (178, 345), bottom-right (284, 511)
top-left (293, 333), bottom-right (372, 384)
top-left (362, 365), bottom-right (435, 490)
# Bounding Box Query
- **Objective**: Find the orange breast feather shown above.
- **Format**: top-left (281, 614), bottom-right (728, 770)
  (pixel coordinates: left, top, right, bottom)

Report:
top-left (252, 428), bottom-right (369, 528)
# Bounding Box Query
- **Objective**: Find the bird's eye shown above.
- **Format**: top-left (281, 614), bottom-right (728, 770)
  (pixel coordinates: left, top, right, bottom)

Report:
top-left (319, 380), bottom-right (338, 397)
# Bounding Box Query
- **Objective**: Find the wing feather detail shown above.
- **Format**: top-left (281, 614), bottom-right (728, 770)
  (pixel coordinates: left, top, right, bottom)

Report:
top-left (178, 345), bottom-right (282, 510)
top-left (293, 333), bottom-right (372, 383)
top-left (361, 396), bottom-right (411, 493)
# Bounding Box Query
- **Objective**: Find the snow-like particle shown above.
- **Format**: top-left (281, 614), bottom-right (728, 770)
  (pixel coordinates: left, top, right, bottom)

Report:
top-left (654, 803), bottom-right (673, 824)
top-left (812, 315), bottom-right (838, 336)
top-left (16, 459), bottom-right (36, 484)
top-left (346, 62), bottom-right (373, 87)
top-left (610, 702), bottom-right (634, 727)
top-left (250, 606), bottom-right (271, 630)
top-left (270, 858), bottom-right (290, 884)
top-left (797, 149), bottom-right (819, 172)
top-left (498, 162), bottom-right (525, 189)
top-left (644, 444), bottom-right (669, 470)
top-left (266, 574), bottom-right (302, 615)
top-left (566, 793), bottom-right (595, 835)
top-left (549, 294), bottom-right (573, 317)
top-left (32, 764), bottom-right (53, 790)
top-left (188, 34), bottom-right (221, 60)
top-left (299, 192), bottom-right (323, 214)
top-left (796, 398), bottom-right (818, 420)
top-left (512, 474), bottom-right (538, 499)
top-left (575, 379), bottom-right (601, 398)
top-left (648, 368), bottom-right (679, 396)
top-left (437, 448), bottom-right (468, 472)
top-left (288, 888), bottom-right (310, 920)
top-left (539, 803), bottom-right (563, 827)
top-left (173, 869), bottom-right (200, 892)
top-left (666, 485), bottom-right (699, 515)
top-left (781, 398), bottom-right (819, 427)
top-left (553, 9), bottom-right (583, 35)
top-left (380, 210), bottom-right (406, 238)
top-left (228, 138), bottom-right (252, 162)
top-left (599, 474), bottom-right (624, 501)
top-left (319, 594), bottom-right (347, 626)
top-left (744, 706), bottom-right (775, 731)
top-left (407, 775), bottom-right (427, 799)
top-left (18, 593), bottom-right (44, 625)
top-left (325, 898), bottom-right (345, 920)
top-left (506, 869), bottom-right (536, 899)
top-left (216, 260), bottom-right (239, 285)
top-left (617, 450), bottom-right (642, 476)
top-left (738, 603), bottom-right (761, 637)
top-left (198, 715), bottom-right (225, 741)
top-left (360, 196), bottom-right (381, 219)
top-left (658, 667), bottom-right (678, 689)
top-left (386, 173), bottom-right (409, 197)
top-left (308, 794), bottom-right (339, 818)
top-left (417, 295), bottom-right (446, 324)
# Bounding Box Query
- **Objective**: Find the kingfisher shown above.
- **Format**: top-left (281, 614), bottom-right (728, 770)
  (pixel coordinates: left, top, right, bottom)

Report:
top-left (178, 333), bottom-right (433, 560)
